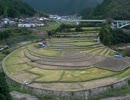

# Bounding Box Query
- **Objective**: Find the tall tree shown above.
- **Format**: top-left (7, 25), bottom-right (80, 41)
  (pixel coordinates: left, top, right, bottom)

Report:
top-left (99, 23), bottom-right (130, 46)
top-left (0, 72), bottom-right (12, 100)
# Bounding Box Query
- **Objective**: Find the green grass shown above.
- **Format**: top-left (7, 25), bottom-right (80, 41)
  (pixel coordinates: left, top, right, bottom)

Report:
top-left (33, 48), bottom-right (61, 57)
top-left (0, 53), bottom-right (6, 62)
top-left (109, 51), bottom-right (116, 56)
top-left (35, 22), bottom-right (61, 31)
top-left (82, 27), bottom-right (101, 30)
top-left (6, 64), bottom-right (32, 75)
top-left (3, 39), bottom-right (129, 83)
top-left (71, 41), bottom-right (97, 46)
top-left (5, 56), bottom-right (24, 66)
top-left (61, 67), bottom-right (116, 82)
top-left (28, 68), bottom-right (63, 82)
top-left (5, 49), bottom-right (24, 65)
top-left (91, 48), bottom-right (103, 55)
top-left (118, 68), bottom-right (130, 79)
top-left (28, 44), bottom-right (61, 57)
top-left (99, 48), bottom-right (108, 55)
top-left (27, 67), bottom-right (117, 82)
top-left (70, 27), bottom-right (100, 31)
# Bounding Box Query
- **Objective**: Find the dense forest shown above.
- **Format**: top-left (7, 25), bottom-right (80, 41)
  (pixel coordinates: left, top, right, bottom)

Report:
top-left (0, 0), bottom-right (38, 17)
top-left (99, 23), bottom-right (130, 46)
top-left (82, 0), bottom-right (130, 20)
top-left (21, 0), bottom-right (103, 15)
top-left (0, 72), bottom-right (12, 100)
top-left (0, 28), bottom-right (31, 40)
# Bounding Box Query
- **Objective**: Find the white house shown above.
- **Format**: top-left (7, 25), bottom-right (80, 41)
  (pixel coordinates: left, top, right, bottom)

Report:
top-left (36, 23), bottom-right (45, 27)
top-left (18, 23), bottom-right (36, 28)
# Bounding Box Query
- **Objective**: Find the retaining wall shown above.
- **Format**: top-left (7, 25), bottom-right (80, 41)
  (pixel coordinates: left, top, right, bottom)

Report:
top-left (5, 75), bottom-right (129, 100)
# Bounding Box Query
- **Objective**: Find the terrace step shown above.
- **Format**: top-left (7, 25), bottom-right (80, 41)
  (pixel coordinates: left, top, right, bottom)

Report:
top-left (23, 50), bottom-right (105, 68)
top-left (24, 49), bottom-right (97, 62)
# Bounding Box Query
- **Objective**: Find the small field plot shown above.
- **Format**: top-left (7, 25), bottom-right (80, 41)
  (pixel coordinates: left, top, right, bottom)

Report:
top-left (28, 45), bottom-right (61, 57)
top-left (71, 41), bottom-right (97, 46)
top-left (34, 22), bottom-right (61, 31)
top-left (28, 68), bottom-right (63, 82)
top-left (33, 48), bottom-right (61, 57)
top-left (5, 49), bottom-right (24, 65)
top-left (83, 45), bottom-right (116, 57)
top-left (118, 68), bottom-right (130, 79)
top-left (61, 67), bottom-right (116, 82)
top-left (27, 67), bottom-right (117, 82)
top-left (6, 64), bottom-right (32, 75)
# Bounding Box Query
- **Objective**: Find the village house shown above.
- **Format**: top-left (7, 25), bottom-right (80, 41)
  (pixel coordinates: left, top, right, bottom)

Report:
top-left (18, 23), bottom-right (36, 28)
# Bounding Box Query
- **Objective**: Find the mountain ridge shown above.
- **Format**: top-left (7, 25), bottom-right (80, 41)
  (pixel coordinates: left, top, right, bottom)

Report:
top-left (0, 0), bottom-right (37, 17)
top-left (82, 0), bottom-right (130, 20)
top-left (21, 0), bottom-right (103, 15)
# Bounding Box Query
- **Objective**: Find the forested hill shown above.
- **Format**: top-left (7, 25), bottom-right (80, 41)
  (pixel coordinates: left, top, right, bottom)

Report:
top-left (0, 0), bottom-right (37, 17)
top-left (82, 0), bottom-right (130, 20)
top-left (21, 0), bottom-right (103, 15)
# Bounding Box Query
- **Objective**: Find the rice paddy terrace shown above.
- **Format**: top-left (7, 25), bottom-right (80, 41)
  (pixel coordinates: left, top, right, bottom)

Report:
top-left (2, 28), bottom-right (130, 92)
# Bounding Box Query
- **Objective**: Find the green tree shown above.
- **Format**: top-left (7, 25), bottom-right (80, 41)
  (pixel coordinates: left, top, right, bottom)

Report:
top-left (0, 72), bottom-right (12, 100)
top-left (99, 23), bottom-right (130, 46)
top-left (75, 25), bottom-right (82, 32)
top-left (123, 48), bottom-right (130, 57)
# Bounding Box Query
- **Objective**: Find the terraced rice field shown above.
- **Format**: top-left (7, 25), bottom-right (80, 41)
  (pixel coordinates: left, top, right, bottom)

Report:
top-left (2, 28), bottom-right (130, 91)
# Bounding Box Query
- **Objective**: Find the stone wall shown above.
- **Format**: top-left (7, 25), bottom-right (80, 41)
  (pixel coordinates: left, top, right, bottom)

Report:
top-left (5, 75), bottom-right (129, 100)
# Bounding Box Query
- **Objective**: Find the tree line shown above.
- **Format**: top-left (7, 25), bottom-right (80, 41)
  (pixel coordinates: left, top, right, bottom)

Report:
top-left (99, 23), bottom-right (130, 46)
top-left (0, 72), bottom-right (12, 100)
top-left (0, 28), bottom-right (31, 40)
top-left (82, 0), bottom-right (130, 20)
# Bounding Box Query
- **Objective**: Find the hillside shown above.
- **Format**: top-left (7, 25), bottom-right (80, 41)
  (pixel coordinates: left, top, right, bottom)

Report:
top-left (0, 0), bottom-right (37, 17)
top-left (82, 0), bottom-right (130, 20)
top-left (21, 0), bottom-right (103, 15)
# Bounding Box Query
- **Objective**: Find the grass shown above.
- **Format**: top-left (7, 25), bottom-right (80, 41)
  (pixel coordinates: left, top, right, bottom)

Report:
top-left (27, 67), bottom-right (117, 82)
top-left (34, 22), bottom-right (61, 31)
top-left (61, 67), bottom-right (116, 82)
top-left (4, 48), bottom-right (32, 75)
top-left (71, 41), bottom-right (97, 46)
top-left (118, 68), bottom-right (130, 79)
top-left (5, 48), bottom-right (25, 65)
top-left (33, 48), bottom-right (61, 57)
top-left (0, 53), bottom-right (6, 62)
top-left (91, 48), bottom-right (104, 55)
top-left (3, 41), bottom-right (123, 83)
top-left (70, 27), bottom-right (100, 31)
top-left (6, 64), bottom-right (32, 75)
top-left (81, 46), bottom-right (116, 56)
top-left (27, 44), bottom-right (61, 57)
top-left (109, 51), bottom-right (116, 56)
top-left (28, 68), bottom-right (63, 82)
top-left (99, 48), bottom-right (108, 55)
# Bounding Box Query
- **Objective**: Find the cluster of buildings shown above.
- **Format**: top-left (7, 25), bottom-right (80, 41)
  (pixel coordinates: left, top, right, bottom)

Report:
top-left (0, 17), bottom-right (50, 28)
top-left (49, 14), bottom-right (79, 21)
top-left (0, 15), bottom-right (79, 28)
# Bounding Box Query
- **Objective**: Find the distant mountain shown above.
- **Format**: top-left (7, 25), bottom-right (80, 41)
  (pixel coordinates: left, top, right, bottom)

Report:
top-left (82, 0), bottom-right (130, 20)
top-left (0, 0), bottom-right (37, 17)
top-left (21, 0), bottom-right (103, 15)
